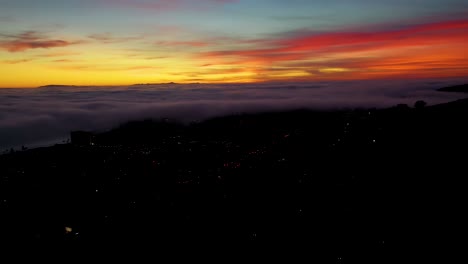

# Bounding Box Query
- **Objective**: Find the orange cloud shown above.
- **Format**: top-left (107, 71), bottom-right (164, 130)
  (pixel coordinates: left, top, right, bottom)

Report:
top-left (200, 19), bottom-right (468, 80)
top-left (279, 20), bottom-right (468, 54)
top-left (2, 19), bottom-right (466, 87)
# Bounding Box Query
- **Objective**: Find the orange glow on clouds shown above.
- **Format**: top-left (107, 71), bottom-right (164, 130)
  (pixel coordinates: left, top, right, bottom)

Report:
top-left (201, 19), bottom-right (468, 81)
top-left (1, 19), bottom-right (467, 87)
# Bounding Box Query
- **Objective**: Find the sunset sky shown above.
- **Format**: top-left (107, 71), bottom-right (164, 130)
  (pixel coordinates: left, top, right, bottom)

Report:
top-left (1, 0), bottom-right (467, 87)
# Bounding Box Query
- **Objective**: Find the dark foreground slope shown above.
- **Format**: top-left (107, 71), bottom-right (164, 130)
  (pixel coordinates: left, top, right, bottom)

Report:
top-left (437, 83), bottom-right (468, 93)
top-left (1, 99), bottom-right (467, 261)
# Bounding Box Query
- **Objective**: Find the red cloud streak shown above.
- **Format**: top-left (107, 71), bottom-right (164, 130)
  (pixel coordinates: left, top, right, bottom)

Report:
top-left (0, 31), bottom-right (79, 52)
top-left (200, 19), bottom-right (468, 79)
top-left (1, 40), bottom-right (73, 52)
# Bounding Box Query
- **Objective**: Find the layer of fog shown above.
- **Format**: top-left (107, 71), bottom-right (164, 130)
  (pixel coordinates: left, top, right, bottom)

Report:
top-left (1, 78), bottom-right (467, 149)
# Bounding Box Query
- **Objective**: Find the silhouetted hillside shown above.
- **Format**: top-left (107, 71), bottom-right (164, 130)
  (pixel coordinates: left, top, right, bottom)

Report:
top-left (1, 99), bottom-right (467, 261)
top-left (437, 84), bottom-right (468, 93)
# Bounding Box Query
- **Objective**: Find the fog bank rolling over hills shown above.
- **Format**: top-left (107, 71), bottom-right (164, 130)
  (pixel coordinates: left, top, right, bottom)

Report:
top-left (1, 79), bottom-right (467, 149)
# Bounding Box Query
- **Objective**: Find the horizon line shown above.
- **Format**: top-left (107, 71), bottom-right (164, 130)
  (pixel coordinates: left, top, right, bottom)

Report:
top-left (1, 76), bottom-right (468, 89)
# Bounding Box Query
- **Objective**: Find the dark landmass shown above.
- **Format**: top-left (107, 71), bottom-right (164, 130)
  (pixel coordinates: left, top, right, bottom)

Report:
top-left (131, 82), bottom-right (178, 86)
top-left (437, 83), bottom-right (468, 93)
top-left (1, 99), bottom-right (467, 260)
top-left (38, 85), bottom-right (88, 88)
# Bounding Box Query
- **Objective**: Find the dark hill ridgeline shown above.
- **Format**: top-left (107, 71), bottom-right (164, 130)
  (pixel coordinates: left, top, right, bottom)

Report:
top-left (437, 83), bottom-right (468, 93)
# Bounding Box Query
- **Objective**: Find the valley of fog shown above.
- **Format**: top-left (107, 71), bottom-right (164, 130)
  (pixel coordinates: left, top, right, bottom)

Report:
top-left (1, 79), bottom-right (467, 149)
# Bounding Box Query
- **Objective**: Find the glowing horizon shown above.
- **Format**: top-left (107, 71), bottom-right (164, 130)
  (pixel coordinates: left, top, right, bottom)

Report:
top-left (1, 0), bottom-right (468, 88)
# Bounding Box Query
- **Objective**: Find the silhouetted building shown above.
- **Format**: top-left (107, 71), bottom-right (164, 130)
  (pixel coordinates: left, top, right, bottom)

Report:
top-left (70, 131), bottom-right (94, 146)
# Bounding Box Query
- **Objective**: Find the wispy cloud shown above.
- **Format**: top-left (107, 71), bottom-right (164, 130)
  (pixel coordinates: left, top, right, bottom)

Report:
top-left (200, 19), bottom-right (468, 79)
top-left (155, 40), bottom-right (208, 47)
top-left (2, 59), bottom-right (33, 64)
top-left (52, 59), bottom-right (79, 63)
top-left (52, 63), bottom-right (159, 72)
top-left (145, 56), bottom-right (170, 60)
top-left (37, 51), bottom-right (82, 58)
top-left (88, 32), bottom-right (143, 43)
top-left (0, 31), bottom-right (82, 52)
top-left (204, 20), bottom-right (468, 61)
top-left (99, 0), bottom-right (238, 11)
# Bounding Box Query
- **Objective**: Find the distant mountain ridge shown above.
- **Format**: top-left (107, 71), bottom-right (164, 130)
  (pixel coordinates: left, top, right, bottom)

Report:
top-left (38, 85), bottom-right (98, 88)
top-left (131, 82), bottom-right (178, 86)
